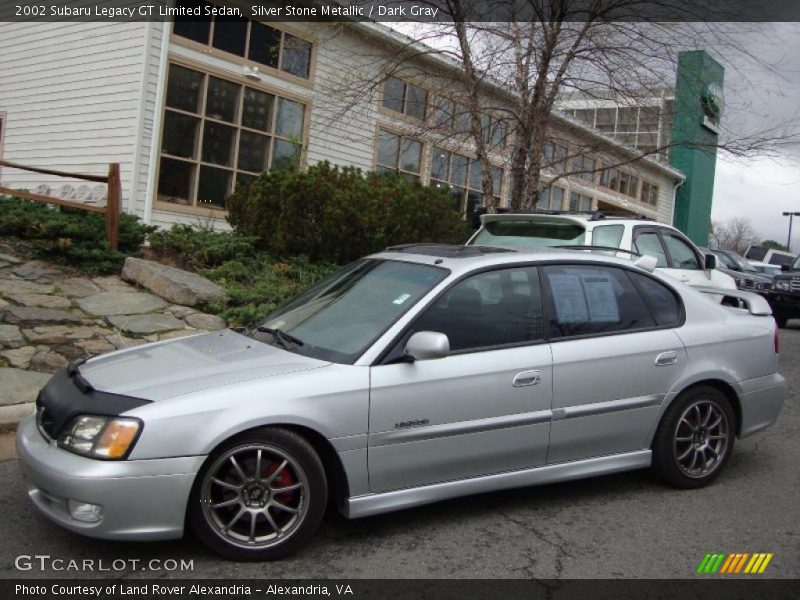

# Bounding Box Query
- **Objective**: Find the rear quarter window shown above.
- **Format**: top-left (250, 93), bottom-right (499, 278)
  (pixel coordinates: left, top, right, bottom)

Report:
top-left (628, 272), bottom-right (682, 327)
top-left (472, 221), bottom-right (586, 248)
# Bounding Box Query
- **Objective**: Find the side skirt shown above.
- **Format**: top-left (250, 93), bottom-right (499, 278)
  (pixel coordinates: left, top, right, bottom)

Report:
top-left (343, 449), bottom-right (652, 519)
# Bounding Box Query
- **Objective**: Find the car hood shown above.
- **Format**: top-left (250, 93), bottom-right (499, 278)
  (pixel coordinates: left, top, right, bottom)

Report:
top-left (719, 267), bottom-right (771, 283)
top-left (78, 329), bottom-right (330, 401)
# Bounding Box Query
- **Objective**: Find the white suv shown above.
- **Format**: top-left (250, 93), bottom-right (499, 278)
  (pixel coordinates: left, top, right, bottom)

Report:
top-left (467, 212), bottom-right (736, 291)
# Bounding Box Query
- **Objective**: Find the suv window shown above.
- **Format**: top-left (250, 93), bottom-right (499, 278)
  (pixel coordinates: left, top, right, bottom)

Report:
top-left (543, 265), bottom-right (655, 338)
top-left (470, 221), bottom-right (585, 248)
top-left (411, 267), bottom-right (544, 352)
top-left (628, 272), bottom-right (681, 327)
top-left (633, 231), bottom-right (668, 267)
top-left (662, 234), bottom-right (701, 269)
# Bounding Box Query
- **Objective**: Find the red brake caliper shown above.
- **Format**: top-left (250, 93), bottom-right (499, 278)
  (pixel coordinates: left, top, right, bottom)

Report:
top-left (265, 462), bottom-right (295, 503)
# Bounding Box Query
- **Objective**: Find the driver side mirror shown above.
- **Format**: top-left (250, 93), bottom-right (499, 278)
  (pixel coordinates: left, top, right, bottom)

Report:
top-left (403, 331), bottom-right (450, 362)
top-left (703, 253), bottom-right (717, 270)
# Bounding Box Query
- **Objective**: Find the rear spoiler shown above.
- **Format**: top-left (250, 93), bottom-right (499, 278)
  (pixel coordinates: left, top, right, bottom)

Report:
top-left (693, 286), bottom-right (773, 316)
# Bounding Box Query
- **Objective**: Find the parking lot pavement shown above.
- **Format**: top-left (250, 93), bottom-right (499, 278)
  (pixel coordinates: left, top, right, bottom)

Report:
top-left (0, 327), bottom-right (797, 580)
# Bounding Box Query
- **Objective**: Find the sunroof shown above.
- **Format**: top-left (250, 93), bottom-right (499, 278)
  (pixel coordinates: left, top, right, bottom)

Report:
top-left (384, 244), bottom-right (515, 258)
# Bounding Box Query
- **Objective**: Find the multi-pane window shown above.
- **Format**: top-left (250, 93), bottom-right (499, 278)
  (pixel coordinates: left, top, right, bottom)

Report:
top-left (543, 142), bottom-right (568, 173)
top-left (430, 146), bottom-right (502, 215)
top-left (641, 181), bottom-right (659, 206)
top-left (383, 77), bottom-right (427, 120)
top-left (173, 12), bottom-right (312, 79)
top-left (377, 130), bottom-right (422, 180)
top-left (537, 185), bottom-right (565, 210)
top-left (481, 114), bottom-right (507, 148)
top-left (571, 155), bottom-right (596, 180)
top-left (569, 192), bottom-right (593, 212)
top-left (599, 165), bottom-right (640, 199)
top-left (157, 63), bottom-right (305, 210)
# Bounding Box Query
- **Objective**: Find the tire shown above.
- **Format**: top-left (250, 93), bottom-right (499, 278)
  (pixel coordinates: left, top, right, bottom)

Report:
top-left (188, 428), bottom-right (327, 561)
top-left (775, 316), bottom-right (788, 329)
top-left (651, 386), bottom-right (736, 489)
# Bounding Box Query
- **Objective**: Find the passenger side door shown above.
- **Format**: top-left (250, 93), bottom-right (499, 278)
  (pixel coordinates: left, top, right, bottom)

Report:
top-left (368, 266), bottom-right (553, 493)
top-left (542, 264), bottom-right (687, 463)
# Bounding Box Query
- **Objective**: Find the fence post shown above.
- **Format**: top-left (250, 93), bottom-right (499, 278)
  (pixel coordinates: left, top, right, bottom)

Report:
top-left (106, 163), bottom-right (121, 251)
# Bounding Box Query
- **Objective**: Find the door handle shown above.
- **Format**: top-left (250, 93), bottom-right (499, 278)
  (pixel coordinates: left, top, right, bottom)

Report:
top-left (655, 351), bottom-right (678, 366)
top-left (513, 370), bottom-right (542, 387)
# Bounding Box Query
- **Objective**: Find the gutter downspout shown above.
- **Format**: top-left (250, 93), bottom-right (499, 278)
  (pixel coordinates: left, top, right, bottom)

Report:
top-left (143, 12), bottom-right (172, 226)
top-left (670, 176), bottom-right (685, 227)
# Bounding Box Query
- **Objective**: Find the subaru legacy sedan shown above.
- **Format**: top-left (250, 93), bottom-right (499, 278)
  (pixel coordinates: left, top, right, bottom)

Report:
top-left (17, 246), bottom-right (785, 560)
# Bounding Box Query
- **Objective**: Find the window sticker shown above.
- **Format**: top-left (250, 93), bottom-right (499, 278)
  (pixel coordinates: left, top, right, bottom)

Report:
top-left (548, 274), bottom-right (589, 323)
top-left (582, 276), bottom-right (620, 322)
top-left (393, 293), bottom-right (412, 305)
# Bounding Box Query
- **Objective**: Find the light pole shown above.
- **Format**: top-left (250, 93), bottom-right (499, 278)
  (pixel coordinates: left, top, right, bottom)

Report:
top-left (783, 211), bottom-right (800, 252)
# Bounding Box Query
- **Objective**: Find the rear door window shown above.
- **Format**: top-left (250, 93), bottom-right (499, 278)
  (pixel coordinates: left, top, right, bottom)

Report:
top-left (543, 265), bottom-right (655, 338)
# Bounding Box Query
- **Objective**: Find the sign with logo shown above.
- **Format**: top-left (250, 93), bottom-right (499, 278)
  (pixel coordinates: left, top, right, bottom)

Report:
top-left (696, 552), bottom-right (773, 574)
top-left (701, 82), bottom-right (724, 134)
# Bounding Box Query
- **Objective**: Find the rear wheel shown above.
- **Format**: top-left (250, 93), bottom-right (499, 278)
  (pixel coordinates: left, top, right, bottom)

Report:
top-left (189, 428), bottom-right (327, 560)
top-left (652, 386), bottom-right (735, 488)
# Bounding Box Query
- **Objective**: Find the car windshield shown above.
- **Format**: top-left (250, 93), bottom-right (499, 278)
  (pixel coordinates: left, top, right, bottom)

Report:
top-left (793, 256), bottom-right (800, 270)
top-left (259, 259), bottom-right (448, 364)
top-left (727, 252), bottom-right (758, 272)
top-left (470, 220), bottom-right (586, 248)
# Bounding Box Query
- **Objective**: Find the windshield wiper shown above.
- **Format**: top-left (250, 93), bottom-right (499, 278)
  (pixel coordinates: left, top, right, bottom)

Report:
top-left (256, 326), bottom-right (305, 349)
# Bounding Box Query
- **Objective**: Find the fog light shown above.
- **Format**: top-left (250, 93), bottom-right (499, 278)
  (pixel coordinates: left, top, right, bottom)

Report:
top-left (68, 500), bottom-right (103, 523)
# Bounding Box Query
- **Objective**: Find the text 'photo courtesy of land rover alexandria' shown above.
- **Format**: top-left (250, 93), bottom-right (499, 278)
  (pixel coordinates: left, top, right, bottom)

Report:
top-left (17, 246), bottom-right (784, 560)
top-left (770, 255), bottom-right (800, 328)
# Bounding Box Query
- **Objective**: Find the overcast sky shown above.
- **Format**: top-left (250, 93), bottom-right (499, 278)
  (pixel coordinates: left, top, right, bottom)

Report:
top-left (708, 23), bottom-right (800, 253)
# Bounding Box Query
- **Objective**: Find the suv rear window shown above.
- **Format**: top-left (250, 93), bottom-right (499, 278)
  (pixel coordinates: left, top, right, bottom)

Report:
top-left (471, 220), bottom-right (586, 248)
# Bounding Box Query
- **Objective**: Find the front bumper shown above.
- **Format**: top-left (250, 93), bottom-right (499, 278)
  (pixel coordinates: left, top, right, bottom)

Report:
top-left (16, 415), bottom-right (205, 541)
top-left (769, 293), bottom-right (800, 317)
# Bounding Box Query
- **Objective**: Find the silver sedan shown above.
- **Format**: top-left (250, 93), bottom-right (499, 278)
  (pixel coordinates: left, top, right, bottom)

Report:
top-left (17, 246), bottom-right (785, 560)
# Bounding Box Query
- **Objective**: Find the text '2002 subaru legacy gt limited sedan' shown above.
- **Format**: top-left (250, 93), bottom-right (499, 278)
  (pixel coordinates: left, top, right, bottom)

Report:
top-left (17, 245), bottom-right (785, 560)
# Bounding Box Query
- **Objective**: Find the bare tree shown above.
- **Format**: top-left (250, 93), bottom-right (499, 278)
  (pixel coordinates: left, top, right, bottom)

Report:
top-left (320, 1), bottom-right (800, 212)
top-left (711, 217), bottom-right (759, 255)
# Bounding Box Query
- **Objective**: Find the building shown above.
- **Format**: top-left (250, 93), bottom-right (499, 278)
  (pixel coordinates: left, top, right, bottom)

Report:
top-left (556, 50), bottom-right (725, 246)
top-left (0, 6), bottom-right (685, 233)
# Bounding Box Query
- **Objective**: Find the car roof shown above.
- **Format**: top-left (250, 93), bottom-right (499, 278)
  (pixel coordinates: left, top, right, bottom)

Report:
top-left (478, 210), bottom-right (659, 228)
top-left (370, 244), bottom-right (658, 277)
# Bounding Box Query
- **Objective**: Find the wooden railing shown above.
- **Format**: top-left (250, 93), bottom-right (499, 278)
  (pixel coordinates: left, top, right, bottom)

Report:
top-left (0, 160), bottom-right (121, 250)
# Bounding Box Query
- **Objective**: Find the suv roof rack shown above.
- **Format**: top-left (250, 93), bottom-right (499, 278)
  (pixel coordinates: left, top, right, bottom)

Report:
top-left (384, 244), bottom-right (515, 258)
top-left (487, 208), bottom-right (654, 221)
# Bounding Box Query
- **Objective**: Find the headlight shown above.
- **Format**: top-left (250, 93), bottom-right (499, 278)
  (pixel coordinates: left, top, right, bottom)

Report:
top-left (58, 415), bottom-right (142, 460)
top-left (734, 277), bottom-right (746, 288)
top-left (775, 280), bottom-right (790, 291)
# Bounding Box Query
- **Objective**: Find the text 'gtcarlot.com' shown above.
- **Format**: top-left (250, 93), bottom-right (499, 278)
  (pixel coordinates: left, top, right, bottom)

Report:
top-left (14, 554), bottom-right (194, 572)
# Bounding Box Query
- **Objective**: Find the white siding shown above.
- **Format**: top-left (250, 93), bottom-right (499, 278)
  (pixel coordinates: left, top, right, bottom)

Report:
top-left (0, 21), bottom-right (150, 206)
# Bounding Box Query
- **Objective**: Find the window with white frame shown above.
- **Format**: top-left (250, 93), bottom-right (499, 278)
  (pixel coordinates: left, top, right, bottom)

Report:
top-left (569, 192), bottom-right (593, 212)
top-left (383, 77), bottom-right (428, 120)
top-left (430, 146), bottom-right (502, 216)
top-left (537, 185), bottom-right (565, 210)
top-left (376, 130), bottom-right (423, 180)
top-left (640, 181), bottom-right (659, 207)
top-left (157, 63), bottom-right (305, 210)
top-left (172, 10), bottom-right (313, 79)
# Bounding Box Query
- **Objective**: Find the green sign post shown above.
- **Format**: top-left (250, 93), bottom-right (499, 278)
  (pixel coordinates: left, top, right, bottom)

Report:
top-left (669, 50), bottom-right (724, 246)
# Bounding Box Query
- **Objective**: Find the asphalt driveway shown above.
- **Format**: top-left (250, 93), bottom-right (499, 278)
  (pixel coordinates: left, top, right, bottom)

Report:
top-left (0, 327), bottom-right (797, 580)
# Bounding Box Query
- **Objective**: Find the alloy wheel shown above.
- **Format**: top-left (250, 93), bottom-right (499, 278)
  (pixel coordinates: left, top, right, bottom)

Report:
top-left (673, 399), bottom-right (730, 479)
top-left (200, 444), bottom-right (309, 549)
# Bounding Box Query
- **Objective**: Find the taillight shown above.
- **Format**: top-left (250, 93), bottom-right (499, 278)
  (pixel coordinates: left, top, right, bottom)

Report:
top-left (774, 326), bottom-right (780, 354)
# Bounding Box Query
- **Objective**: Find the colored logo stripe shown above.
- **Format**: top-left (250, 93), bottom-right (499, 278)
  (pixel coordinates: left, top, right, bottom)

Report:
top-left (698, 553), bottom-right (773, 574)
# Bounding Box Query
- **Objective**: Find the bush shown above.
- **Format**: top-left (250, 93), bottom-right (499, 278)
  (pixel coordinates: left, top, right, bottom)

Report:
top-left (226, 162), bottom-right (471, 264)
top-left (202, 255), bottom-right (336, 327)
top-left (0, 196), bottom-right (155, 274)
top-left (148, 224), bottom-right (260, 269)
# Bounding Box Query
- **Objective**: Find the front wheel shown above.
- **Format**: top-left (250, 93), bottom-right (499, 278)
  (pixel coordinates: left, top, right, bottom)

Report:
top-left (775, 316), bottom-right (788, 329)
top-left (189, 428), bottom-right (327, 560)
top-left (651, 386), bottom-right (735, 488)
